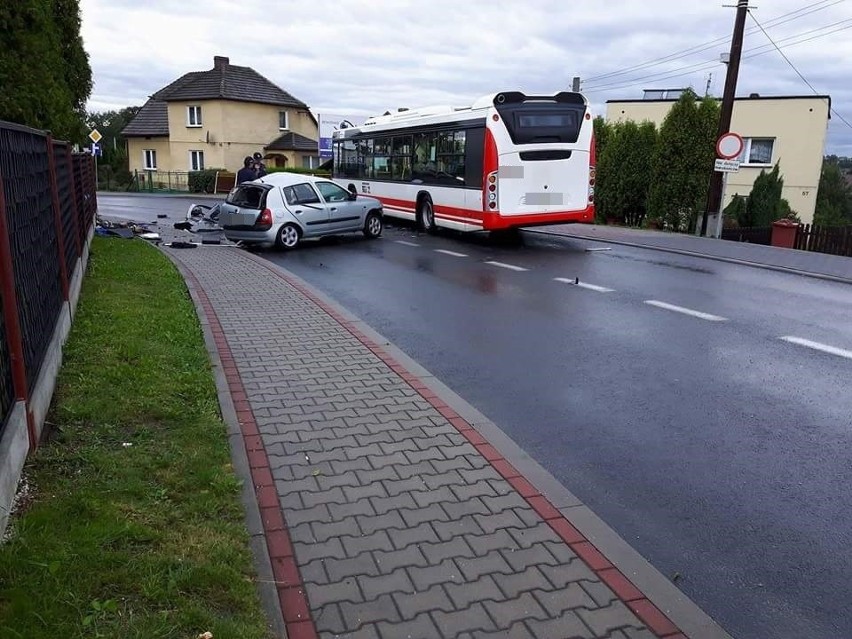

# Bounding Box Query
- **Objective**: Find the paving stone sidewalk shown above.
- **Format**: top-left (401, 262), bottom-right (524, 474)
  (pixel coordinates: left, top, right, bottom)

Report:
top-left (165, 245), bottom-right (686, 639)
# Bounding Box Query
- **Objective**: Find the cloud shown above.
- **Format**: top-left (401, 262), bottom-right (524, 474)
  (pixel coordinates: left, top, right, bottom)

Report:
top-left (80, 0), bottom-right (852, 153)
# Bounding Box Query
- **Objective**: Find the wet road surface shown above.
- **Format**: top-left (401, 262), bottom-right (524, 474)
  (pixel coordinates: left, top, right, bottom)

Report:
top-left (262, 223), bottom-right (852, 639)
top-left (98, 194), bottom-right (852, 638)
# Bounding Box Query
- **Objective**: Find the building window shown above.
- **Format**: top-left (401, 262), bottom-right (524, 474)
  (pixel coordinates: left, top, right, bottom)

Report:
top-left (189, 150), bottom-right (204, 171)
top-left (279, 111), bottom-right (289, 130)
top-left (739, 138), bottom-right (774, 165)
top-left (187, 105), bottom-right (202, 127)
top-left (143, 149), bottom-right (157, 170)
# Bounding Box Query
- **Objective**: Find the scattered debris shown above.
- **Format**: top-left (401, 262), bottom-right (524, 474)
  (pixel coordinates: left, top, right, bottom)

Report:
top-left (157, 214), bottom-right (168, 219)
top-left (672, 571), bottom-right (681, 582)
top-left (122, 442), bottom-right (133, 448)
top-left (197, 632), bottom-right (213, 639)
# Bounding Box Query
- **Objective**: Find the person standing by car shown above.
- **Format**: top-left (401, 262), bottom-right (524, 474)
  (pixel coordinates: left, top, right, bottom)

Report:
top-left (252, 152), bottom-right (267, 178)
top-left (236, 156), bottom-right (256, 184)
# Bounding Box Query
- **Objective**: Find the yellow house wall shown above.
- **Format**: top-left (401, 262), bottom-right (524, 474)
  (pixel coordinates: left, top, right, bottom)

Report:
top-left (605, 97), bottom-right (829, 223)
top-left (132, 100), bottom-right (321, 175)
top-left (219, 101), bottom-right (318, 172)
top-left (127, 137), bottom-right (171, 172)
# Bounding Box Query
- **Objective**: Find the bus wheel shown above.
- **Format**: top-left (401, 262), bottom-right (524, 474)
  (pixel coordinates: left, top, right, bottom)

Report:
top-left (418, 197), bottom-right (436, 233)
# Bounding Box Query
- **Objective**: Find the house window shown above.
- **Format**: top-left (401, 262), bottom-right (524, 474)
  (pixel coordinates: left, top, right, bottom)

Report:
top-left (143, 149), bottom-right (157, 170)
top-left (187, 105), bottom-right (202, 127)
top-left (738, 138), bottom-right (774, 165)
top-left (279, 111), bottom-right (289, 130)
top-left (189, 150), bottom-right (204, 171)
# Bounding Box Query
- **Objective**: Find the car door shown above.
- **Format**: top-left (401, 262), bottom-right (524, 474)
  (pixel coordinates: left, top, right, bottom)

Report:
top-left (281, 183), bottom-right (330, 236)
top-left (315, 181), bottom-right (366, 232)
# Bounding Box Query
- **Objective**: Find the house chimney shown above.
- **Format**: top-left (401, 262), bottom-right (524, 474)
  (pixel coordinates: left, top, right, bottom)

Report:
top-left (214, 56), bottom-right (229, 70)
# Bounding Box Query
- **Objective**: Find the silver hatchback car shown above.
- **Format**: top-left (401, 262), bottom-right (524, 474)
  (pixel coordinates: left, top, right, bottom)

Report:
top-left (219, 172), bottom-right (384, 249)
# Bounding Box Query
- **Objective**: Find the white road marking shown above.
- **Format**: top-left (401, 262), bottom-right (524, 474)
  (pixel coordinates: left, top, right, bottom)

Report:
top-left (434, 249), bottom-right (468, 257)
top-left (485, 261), bottom-right (529, 272)
top-left (554, 277), bottom-right (614, 292)
top-left (585, 247), bottom-right (612, 252)
top-left (644, 300), bottom-right (727, 322)
top-left (395, 240), bottom-right (420, 247)
top-left (779, 336), bottom-right (852, 360)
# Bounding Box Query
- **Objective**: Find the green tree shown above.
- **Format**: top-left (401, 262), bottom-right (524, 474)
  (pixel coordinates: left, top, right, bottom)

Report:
top-left (0, 1), bottom-right (92, 140)
top-left (593, 116), bottom-right (612, 160)
top-left (647, 90), bottom-right (719, 232)
top-left (596, 120), bottom-right (658, 226)
top-left (592, 117), bottom-right (614, 222)
top-left (814, 161), bottom-right (852, 226)
top-left (744, 163), bottom-right (784, 227)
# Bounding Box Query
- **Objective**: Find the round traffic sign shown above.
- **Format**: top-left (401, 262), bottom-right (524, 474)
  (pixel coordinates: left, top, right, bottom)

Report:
top-left (716, 132), bottom-right (744, 160)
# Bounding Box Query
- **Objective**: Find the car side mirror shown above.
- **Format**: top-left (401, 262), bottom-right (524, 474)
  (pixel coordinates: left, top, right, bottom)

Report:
top-left (347, 191), bottom-right (357, 201)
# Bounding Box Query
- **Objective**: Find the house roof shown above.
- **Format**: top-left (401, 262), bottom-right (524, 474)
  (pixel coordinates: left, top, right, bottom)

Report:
top-left (122, 56), bottom-right (309, 137)
top-left (265, 131), bottom-right (318, 152)
top-left (121, 99), bottom-right (169, 137)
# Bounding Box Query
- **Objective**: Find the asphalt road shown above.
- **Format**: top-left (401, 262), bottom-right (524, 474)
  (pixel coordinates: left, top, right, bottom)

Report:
top-left (264, 224), bottom-right (852, 639)
top-left (99, 194), bottom-right (852, 638)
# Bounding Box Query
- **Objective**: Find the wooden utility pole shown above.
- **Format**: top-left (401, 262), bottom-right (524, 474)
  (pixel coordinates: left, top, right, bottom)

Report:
top-left (701, 0), bottom-right (749, 236)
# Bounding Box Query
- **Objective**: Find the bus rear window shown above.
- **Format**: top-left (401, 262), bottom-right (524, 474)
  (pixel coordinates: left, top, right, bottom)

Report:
top-left (494, 94), bottom-right (585, 145)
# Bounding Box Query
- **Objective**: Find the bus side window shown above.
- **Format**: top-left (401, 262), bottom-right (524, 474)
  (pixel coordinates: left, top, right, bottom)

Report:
top-left (413, 132), bottom-right (437, 181)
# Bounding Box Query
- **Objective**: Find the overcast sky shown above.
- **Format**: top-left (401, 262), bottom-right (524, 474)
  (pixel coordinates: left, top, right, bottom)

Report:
top-left (80, 0), bottom-right (852, 154)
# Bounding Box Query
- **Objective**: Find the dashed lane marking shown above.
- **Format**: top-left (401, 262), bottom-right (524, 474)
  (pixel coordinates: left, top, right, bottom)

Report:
top-left (644, 300), bottom-right (727, 322)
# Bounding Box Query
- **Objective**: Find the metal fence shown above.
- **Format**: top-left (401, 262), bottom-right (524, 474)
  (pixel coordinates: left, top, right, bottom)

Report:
top-left (0, 120), bottom-right (97, 436)
top-left (720, 226), bottom-right (773, 245)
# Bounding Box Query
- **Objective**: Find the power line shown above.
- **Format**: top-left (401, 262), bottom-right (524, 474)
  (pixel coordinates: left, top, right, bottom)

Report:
top-left (583, 0), bottom-right (845, 84)
top-left (584, 18), bottom-right (852, 94)
top-left (585, 15), bottom-right (852, 90)
top-left (747, 10), bottom-right (852, 130)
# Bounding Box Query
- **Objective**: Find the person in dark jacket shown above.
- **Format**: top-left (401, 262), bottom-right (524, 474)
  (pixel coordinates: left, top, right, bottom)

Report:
top-left (236, 156), bottom-right (256, 184)
top-left (252, 152), bottom-right (267, 178)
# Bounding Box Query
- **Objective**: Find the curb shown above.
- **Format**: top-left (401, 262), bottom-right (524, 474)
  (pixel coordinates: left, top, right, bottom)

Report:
top-left (238, 249), bottom-right (733, 639)
top-left (527, 229), bottom-right (852, 285)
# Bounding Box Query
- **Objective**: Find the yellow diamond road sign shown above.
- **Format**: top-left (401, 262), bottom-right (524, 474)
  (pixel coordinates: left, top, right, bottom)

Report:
top-left (89, 129), bottom-right (102, 143)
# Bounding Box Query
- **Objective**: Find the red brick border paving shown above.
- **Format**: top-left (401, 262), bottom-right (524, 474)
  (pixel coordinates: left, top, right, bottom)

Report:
top-left (182, 250), bottom-right (689, 639)
top-left (181, 267), bottom-right (320, 639)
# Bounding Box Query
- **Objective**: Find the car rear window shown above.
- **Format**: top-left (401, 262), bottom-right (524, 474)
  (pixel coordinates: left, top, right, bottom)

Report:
top-left (226, 184), bottom-right (269, 209)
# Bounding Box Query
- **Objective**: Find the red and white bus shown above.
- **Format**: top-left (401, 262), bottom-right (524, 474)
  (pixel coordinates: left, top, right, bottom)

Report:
top-left (332, 90), bottom-right (595, 233)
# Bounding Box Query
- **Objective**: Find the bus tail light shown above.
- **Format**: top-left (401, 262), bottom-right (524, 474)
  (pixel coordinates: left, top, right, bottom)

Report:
top-left (483, 127), bottom-right (499, 212)
top-left (589, 130), bottom-right (596, 203)
top-left (486, 172), bottom-right (498, 210)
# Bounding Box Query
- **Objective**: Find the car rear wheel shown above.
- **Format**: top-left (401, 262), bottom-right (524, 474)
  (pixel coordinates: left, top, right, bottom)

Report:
top-left (276, 223), bottom-right (301, 250)
top-left (418, 197), bottom-right (436, 233)
top-left (364, 212), bottom-right (383, 239)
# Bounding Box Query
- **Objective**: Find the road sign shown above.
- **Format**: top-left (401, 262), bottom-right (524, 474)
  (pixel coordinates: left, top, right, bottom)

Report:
top-left (714, 158), bottom-right (740, 173)
top-left (716, 132), bottom-right (744, 160)
top-left (89, 129), bottom-right (102, 144)
top-left (90, 143), bottom-right (102, 157)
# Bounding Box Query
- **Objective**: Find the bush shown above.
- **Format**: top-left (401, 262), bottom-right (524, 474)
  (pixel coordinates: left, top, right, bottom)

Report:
top-left (724, 194), bottom-right (747, 226)
top-left (188, 168), bottom-right (227, 193)
top-left (744, 163), bottom-right (784, 227)
top-left (596, 120), bottom-right (658, 226)
top-left (647, 90), bottom-right (719, 232)
top-left (267, 166), bottom-right (331, 177)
